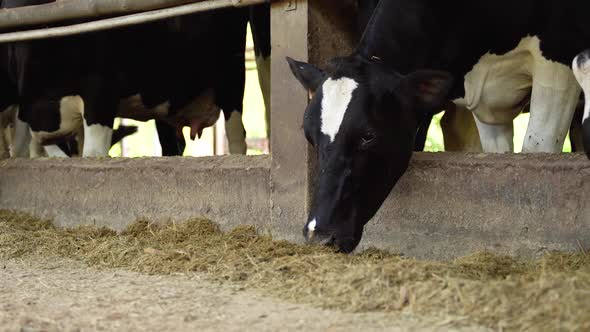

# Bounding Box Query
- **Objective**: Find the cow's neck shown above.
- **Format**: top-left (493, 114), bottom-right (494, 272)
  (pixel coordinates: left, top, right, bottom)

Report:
top-left (356, 0), bottom-right (443, 74)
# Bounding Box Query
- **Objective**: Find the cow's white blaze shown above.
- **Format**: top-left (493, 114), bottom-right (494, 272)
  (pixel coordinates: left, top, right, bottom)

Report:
top-left (83, 120), bottom-right (113, 157)
top-left (307, 219), bottom-right (317, 232)
top-left (320, 77), bottom-right (358, 142)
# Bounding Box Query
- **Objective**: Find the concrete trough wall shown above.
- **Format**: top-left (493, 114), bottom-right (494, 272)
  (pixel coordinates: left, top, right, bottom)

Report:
top-left (364, 153), bottom-right (590, 260)
top-left (0, 156), bottom-right (271, 231)
top-left (1, 153), bottom-right (588, 260)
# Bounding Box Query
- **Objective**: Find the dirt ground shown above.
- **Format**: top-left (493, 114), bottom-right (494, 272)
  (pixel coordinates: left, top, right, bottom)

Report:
top-left (0, 258), bottom-right (490, 332)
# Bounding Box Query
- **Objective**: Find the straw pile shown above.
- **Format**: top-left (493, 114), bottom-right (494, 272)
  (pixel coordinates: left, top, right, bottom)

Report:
top-left (1, 210), bottom-right (588, 331)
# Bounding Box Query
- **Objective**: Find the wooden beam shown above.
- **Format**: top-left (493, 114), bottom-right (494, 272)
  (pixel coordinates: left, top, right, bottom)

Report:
top-left (269, 0), bottom-right (312, 242)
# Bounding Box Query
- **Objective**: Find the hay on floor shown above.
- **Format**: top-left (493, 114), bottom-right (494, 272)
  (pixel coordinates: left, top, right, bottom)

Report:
top-left (1, 210), bottom-right (588, 331)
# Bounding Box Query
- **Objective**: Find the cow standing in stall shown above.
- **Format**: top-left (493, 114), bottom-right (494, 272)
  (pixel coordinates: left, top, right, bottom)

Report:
top-left (119, 4), bottom-right (270, 157)
top-left (0, 1), bottom-right (271, 158)
top-left (288, 0), bottom-right (590, 253)
top-left (157, 4), bottom-right (271, 156)
top-left (356, 0), bottom-right (586, 154)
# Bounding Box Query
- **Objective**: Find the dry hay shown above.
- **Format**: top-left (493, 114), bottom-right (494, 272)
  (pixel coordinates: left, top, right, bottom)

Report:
top-left (1, 210), bottom-right (589, 331)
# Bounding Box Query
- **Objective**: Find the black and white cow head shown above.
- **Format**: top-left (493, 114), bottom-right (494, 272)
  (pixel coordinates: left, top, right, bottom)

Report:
top-left (287, 54), bottom-right (453, 253)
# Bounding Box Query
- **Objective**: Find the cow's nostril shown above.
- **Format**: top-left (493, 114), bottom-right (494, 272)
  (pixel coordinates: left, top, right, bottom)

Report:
top-left (304, 228), bottom-right (335, 247)
top-left (318, 235), bottom-right (335, 246)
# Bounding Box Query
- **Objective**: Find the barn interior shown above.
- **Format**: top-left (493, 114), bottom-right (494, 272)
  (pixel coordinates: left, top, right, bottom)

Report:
top-left (0, 0), bottom-right (588, 260)
top-left (0, 1), bottom-right (589, 330)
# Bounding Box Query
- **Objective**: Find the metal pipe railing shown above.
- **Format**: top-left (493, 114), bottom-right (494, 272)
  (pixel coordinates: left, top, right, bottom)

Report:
top-left (0, 0), bottom-right (196, 30)
top-left (0, 0), bottom-right (269, 43)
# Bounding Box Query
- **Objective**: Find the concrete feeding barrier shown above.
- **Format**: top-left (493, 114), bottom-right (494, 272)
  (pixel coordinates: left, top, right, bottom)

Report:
top-left (365, 153), bottom-right (590, 259)
top-left (0, 152), bottom-right (588, 260)
top-left (0, 156), bottom-right (271, 231)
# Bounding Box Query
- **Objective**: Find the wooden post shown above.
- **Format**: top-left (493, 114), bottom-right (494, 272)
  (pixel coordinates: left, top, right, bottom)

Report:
top-left (269, 0), bottom-right (310, 242)
top-left (269, 0), bottom-right (357, 242)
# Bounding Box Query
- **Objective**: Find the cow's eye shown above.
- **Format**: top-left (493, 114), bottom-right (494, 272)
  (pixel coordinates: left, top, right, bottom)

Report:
top-left (360, 132), bottom-right (376, 148)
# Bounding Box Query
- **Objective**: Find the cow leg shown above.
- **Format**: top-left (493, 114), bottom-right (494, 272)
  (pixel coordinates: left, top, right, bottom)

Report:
top-left (0, 106), bottom-right (16, 158)
top-left (413, 113), bottom-right (432, 151)
top-left (441, 104), bottom-right (483, 152)
top-left (44, 144), bottom-right (69, 158)
top-left (569, 101), bottom-right (585, 153)
top-left (461, 90), bottom-right (518, 154)
top-left (12, 110), bottom-right (32, 158)
top-left (250, 3), bottom-right (271, 140)
top-left (225, 110), bottom-right (247, 155)
top-left (28, 130), bottom-right (69, 158)
top-left (465, 92), bottom-right (523, 153)
top-left (75, 129), bottom-right (84, 157)
top-left (0, 128), bottom-right (8, 159)
top-left (111, 125), bottom-right (138, 147)
top-left (256, 55), bottom-right (271, 139)
top-left (573, 50), bottom-right (590, 158)
top-left (81, 81), bottom-right (116, 157)
top-left (29, 132), bottom-right (46, 157)
top-left (156, 120), bottom-right (185, 156)
top-left (82, 116), bottom-right (113, 157)
top-left (523, 60), bottom-right (580, 153)
top-left (28, 138), bottom-right (45, 158)
top-left (217, 9), bottom-right (248, 155)
top-left (473, 116), bottom-right (514, 153)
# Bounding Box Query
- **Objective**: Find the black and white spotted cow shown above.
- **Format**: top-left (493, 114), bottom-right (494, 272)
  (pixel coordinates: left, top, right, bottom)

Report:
top-left (0, 1), bottom-right (270, 158)
top-left (1, 0), bottom-right (116, 157)
top-left (288, 0), bottom-right (590, 253)
top-left (153, 3), bottom-right (271, 156)
top-left (354, 0), bottom-right (586, 154)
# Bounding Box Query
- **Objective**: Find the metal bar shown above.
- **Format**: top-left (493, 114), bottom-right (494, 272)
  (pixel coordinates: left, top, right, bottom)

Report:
top-left (0, 0), bottom-right (269, 43)
top-left (0, 0), bottom-right (196, 30)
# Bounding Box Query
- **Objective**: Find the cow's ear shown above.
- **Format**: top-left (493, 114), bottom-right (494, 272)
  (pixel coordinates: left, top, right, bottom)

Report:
top-left (402, 70), bottom-right (453, 112)
top-left (286, 57), bottom-right (326, 95)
